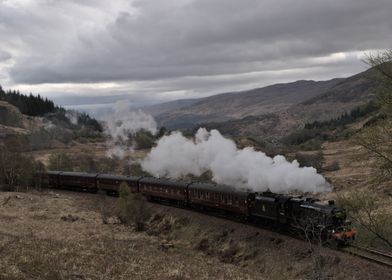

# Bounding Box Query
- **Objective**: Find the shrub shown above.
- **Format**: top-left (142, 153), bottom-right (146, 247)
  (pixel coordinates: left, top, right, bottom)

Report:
top-left (0, 105), bottom-right (22, 127)
top-left (48, 152), bottom-right (73, 171)
top-left (125, 162), bottom-right (152, 177)
top-left (117, 182), bottom-right (150, 231)
top-left (133, 131), bottom-right (155, 150)
top-left (337, 190), bottom-right (392, 249)
top-left (295, 151), bottom-right (324, 172)
top-left (73, 153), bottom-right (99, 173)
top-left (323, 161), bottom-right (340, 172)
top-left (29, 129), bottom-right (52, 150)
top-left (0, 145), bottom-right (45, 191)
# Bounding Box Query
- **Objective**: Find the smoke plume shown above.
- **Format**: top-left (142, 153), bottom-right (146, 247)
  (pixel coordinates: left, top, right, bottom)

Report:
top-left (141, 128), bottom-right (330, 193)
top-left (65, 110), bottom-right (79, 125)
top-left (104, 100), bottom-right (157, 158)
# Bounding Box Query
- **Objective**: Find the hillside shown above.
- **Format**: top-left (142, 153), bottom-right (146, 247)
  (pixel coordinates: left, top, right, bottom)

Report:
top-left (286, 67), bottom-right (380, 123)
top-left (149, 67), bottom-right (384, 133)
top-left (154, 79), bottom-right (343, 129)
top-left (0, 101), bottom-right (44, 136)
top-left (184, 67), bottom-right (384, 143)
top-left (142, 99), bottom-right (199, 117)
top-left (0, 97), bottom-right (103, 154)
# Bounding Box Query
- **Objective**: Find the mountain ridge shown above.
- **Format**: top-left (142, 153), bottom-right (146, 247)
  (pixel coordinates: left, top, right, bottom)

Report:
top-left (143, 66), bottom-right (381, 135)
top-left (151, 78), bottom-right (345, 129)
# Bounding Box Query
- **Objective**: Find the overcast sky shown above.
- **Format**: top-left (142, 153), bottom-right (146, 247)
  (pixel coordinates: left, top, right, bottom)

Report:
top-left (0, 0), bottom-right (391, 109)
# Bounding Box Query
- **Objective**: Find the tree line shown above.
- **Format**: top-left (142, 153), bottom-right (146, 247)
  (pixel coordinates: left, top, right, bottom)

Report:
top-left (0, 85), bottom-right (102, 132)
top-left (304, 101), bottom-right (379, 130)
top-left (0, 86), bottom-right (56, 116)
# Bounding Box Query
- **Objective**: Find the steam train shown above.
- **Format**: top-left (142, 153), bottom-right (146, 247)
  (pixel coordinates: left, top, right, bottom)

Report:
top-left (37, 171), bottom-right (356, 245)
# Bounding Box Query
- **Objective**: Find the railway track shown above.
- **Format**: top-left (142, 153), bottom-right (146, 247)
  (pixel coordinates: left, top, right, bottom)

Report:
top-left (342, 245), bottom-right (392, 268)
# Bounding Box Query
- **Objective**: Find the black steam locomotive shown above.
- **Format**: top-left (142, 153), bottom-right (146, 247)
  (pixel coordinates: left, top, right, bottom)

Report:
top-left (37, 171), bottom-right (356, 245)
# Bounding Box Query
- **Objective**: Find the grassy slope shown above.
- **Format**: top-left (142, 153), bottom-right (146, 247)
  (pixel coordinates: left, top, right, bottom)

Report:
top-left (1, 190), bottom-right (391, 280)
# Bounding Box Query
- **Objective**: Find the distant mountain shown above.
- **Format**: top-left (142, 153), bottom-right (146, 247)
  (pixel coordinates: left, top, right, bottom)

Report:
top-left (142, 99), bottom-right (199, 117)
top-left (201, 67), bottom-right (383, 142)
top-left (149, 78), bottom-right (343, 129)
top-left (287, 67), bottom-right (380, 123)
top-left (146, 66), bottom-right (382, 135)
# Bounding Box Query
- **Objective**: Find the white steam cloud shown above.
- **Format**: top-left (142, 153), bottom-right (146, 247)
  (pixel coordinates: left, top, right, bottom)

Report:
top-left (65, 110), bottom-right (79, 125)
top-left (141, 128), bottom-right (330, 193)
top-left (105, 100), bottom-right (157, 159)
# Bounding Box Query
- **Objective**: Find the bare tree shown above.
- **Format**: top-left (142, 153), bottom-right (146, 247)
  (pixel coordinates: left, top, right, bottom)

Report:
top-left (292, 215), bottom-right (333, 280)
top-left (355, 50), bottom-right (392, 183)
top-left (338, 191), bottom-right (392, 248)
top-left (117, 182), bottom-right (150, 231)
top-left (0, 145), bottom-right (43, 191)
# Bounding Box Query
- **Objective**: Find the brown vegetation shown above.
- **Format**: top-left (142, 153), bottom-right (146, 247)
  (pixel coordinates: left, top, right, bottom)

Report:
top-left (338, 190), bottom-right (392, 249)
top-left (117, 182), bottom-right (151, 231)
top-left (0, 146), bottom-right (44, 192)
top-left (1, 190), bottom-right (391, 280)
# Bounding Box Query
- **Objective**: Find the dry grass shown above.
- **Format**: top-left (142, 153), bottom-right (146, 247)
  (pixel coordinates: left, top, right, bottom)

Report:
top-left (0, 190), bottom-right (390, 280)
top-left (0, 191), bottom-right (260, 280)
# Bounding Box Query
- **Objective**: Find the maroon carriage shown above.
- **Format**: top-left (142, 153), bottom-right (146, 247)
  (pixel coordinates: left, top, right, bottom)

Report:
top-left (188, 182), bottom-right (253, 216)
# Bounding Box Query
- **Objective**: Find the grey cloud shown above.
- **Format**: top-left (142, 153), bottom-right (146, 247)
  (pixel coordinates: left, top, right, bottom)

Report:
top-left (0, 51), bottom-right (11, 62)
top-left (48, 58), bottom-right (365, 109)
top-left (4, 0), bottom-right (392, 84)
top-left (0, 0), bottom-right (391, 103)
